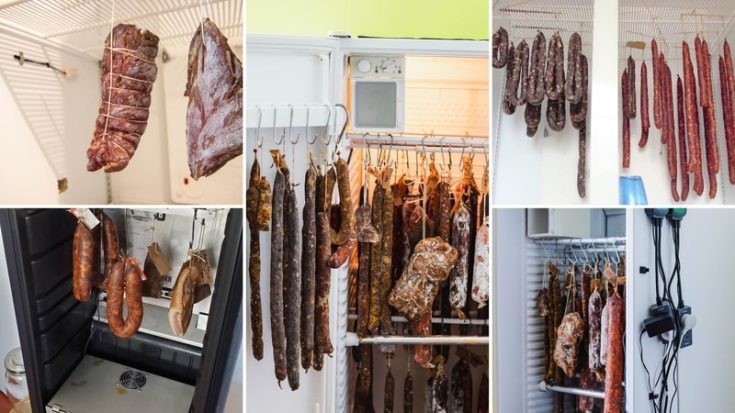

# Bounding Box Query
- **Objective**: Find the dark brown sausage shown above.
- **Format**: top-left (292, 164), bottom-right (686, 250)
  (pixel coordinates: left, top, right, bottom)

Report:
top-left (505, 40), bottom-right (529, 107)
top-left (384, 368), bottom-right (395, 413)
top-left (578, 123), bottom-right (587, 198)
top-left (411, 314), bottom-right (432, 367)
top-left (101, 213), bottom-right (118, 287)
top-left (725, 40), bottom-right (735, 184)
top-left (628, 56), bottom-right (637, 118)
top-left (677, 76), bottom-right (690, 201)
top-left (450, 360), bottom-right (473, 413)
top-left (300, 166), bottom-right (316, 371)
top-left (478, 373), bottom-right (489, 413)
top-left (720, 55), bottom-right (735, 185)
top-left (546, 33), bottom-right (565, 100)
top-left (525, 103), bottom-right (542, 137)
top-left (283, 183), bottom-right (301, 390)
top-left (546, 93), bottom-right (566, 131)
top-left (328, 231), bottom-right (356, 268)
top-left (357, 241), bottom-right (370, 339)
top-left (565, 33), bottom-right (583, 104)
top-left (246, 158), bottom-right (263, 360)
top-left (664, 62), bottom-right (680, 202)
top-left (502, 42), bottom-right (517, 115)
top-left (683, 41), bottom-right (705, 195)
top-left (652, 39), bottom-right (662, 129)
top-left (106, 259), bottom-right (143, 338)
top-left (492, 27), bottom-right (509, 68)
top-left (449, 205), bottom-right (471, 318)
top-left (700, 38), bottom-right (719, 198)
top-left (433, 362), bottom-right (449, 411)
top-left (72, 221), bottom-right (94, 302)
top-left (368, 184), bottom-right (385, 334)
top-left (622, 69), bottom-right (631, 168)
top-left (331, 158), bottom-right (354, 245)
top-left (603, 292), bottom-right (624, 413)
top-left (404, 371), bottom-right (414, 413)
top-left (270, 169), bottom-right (287, 385)
top-left (528, 31), bottom-right (547, 105)
top-left (570, 54), bottom-right (589, 129)
top-left (640, 61), bottom-right (650, 147)
top-left (313, 211), bottom-right (333, 371)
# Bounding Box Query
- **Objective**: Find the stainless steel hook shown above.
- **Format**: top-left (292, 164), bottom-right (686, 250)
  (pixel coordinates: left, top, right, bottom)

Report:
top-left (288, 105), bottom-right (298, 144)
top-left (306, 106), bottom-right (317, 145)
top-left (255, 105), bottom-right (263, 148)
top-left (335, 103), bottom-right (349, 145)
top-left (272, 106), bottom-right (281, 145)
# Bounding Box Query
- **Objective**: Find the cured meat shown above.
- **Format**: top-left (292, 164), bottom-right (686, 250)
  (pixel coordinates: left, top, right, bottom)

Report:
top-left (505, 40), bottom-right (529, 107)
top-left (663, 62), bottom-right (680, 202)
top-left (355, 203), bottom-right (379, 243)
top-left (87, 24), bottom-right (159, 172)
top-left (720, 55), bottom-right (735, 184)
top-left (404, 371), bottom-right (414, 413)
top-left (379, 184), bottom-right (394, 334)
top-left (683, 41), bottom-right (705, 195)
top-left (525, 103), bottom-right (542, 137)
top-left (107, 258), bottom-right (144, 338)
top-left (600, 300), bottom-right (609, 366)
top-left (545, 265), bottom-right (562, 382)
top-left (384, 367), bottom-right (395, 413)
top-left (313, 212), bottom-right (333, 371)
top-left (652, 39), bottom-right (662, 129)
top-left (387, 237), bottom-right (459, 321)
top-left (301, 166), bottom-right (316, 371)
top-left (471, 216), bottom-right (490, 307)
top-left (169, 251), bottom-right (208, 336)
top-left (527, 31), bottom-right (547, 105)
top-left (354, 343), bottom-right (373, 413)
top-left (570, 55), bottom-right (589, 129)
top-left (677, 76), bottom-right (690, 201)
top-left (578, 124), bottom-right (587, 197)
top-left (257, 176), bottom-right (271, 231)
top-left (546, 94), bottom-right (566, 131)
top-left (269, 169), bottom-right (287, 384)
top-left (411, 314), bottom-right (432, 367)
top-left (492, 27), bottom-right (509, 68)
top-left (357, 240), bottom-right (370, 338)
top-left (603, 293), bottom-right (624, 413)
top-left (627, 56), bottom-right (637, 117)
top-left (72, 221), bottom-right (94, 302)
top-left (185, 19), bottom-right (243, 179)
top-left (545, 33), bottom-right (565, 100)
top-left (331, 158), bottom-right (355, 245)
top-left (588, 288), bottom-right (603, 378)
top-left (502, 42), bottom-right (517, 115)
top-left (142, 243), bottom-right (163, 298)
top-left (327, 231), bottom-right (356, 268)
top-left (724, 41), bottom-right (735, 184)
top-left (449, 205), bottom-right (471, 318)
top-left (553, 312), bottom-right (584, 377)
top-left (622, 69), bottom-right (631, 168)
top-left (368, 184), bottom-right (385, 333)
top-left (101, 213), bottom-right (119, 287)
top-left (478, 374), bottom-right (489, 413)
top-left (640, 61), bottom-right (650, 147)
top-left (432, 358), bottom-right (449, 412)
top-left (247, 158), bottom-right (263, 360)
top-left (565, 33), bottom-right (584, 104)
top-left (283, 184), bottom-right (301, 390)
top-left (698, 38), bottom-right (720, 198)
top-left (450, 360), bottom-right (473, 413)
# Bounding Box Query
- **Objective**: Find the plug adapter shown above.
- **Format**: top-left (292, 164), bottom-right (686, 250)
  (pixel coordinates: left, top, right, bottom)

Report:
top-left (678, 306), bottom-right (693, 348)
top-left (644, 302), bottom-right (676, 338)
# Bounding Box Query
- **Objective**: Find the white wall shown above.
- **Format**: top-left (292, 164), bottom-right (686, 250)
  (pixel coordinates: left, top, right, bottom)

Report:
top-left (628, 209), bottom-right (735, 412)
top-left (0, 227), bottom-right (21, 394)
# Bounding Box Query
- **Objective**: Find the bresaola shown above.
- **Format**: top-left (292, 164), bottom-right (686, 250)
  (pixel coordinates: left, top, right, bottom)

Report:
top-left (186, 18), bottom-right (243, 179)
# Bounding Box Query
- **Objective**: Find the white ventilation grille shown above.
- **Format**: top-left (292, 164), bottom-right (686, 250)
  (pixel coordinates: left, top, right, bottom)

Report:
top-left (0, 32), bottom-right (66, 181)
top-left (620, 1), bottom-right (735, 58)
top-left (0, 0), bottom-right (243, 58)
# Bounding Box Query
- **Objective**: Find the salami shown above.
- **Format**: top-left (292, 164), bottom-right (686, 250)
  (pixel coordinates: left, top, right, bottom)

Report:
top-left (640, 61), bottom-right (650, 146)
top-left (528, 31), bottom-right (547, 105)
top-left (368, 184), bottom-right (385, 333)
top-left (450, 360), bottom-right (473, 413)
top-left (411, 314), bottom-right (432, 367)
top-left (502, 42), bottom-right (517, 115)
top-left (627, 56), bottom-right (637, 117)
top-left (357, 240), bottom-right (371, 338)
top-left (652, 39), bottom-right (662, 129)
top-left (603, 292), bottom-right (624, 413)
top-left (699, 38), bottom-right (720, 198)
top-left (449, 205), bottom-right (471, 318)
top-left (301, 166), bottom-right (317, 371)
top-left (313, 211), bottom-right (333, 371)
top-left (545, 33), bottom-right (565, 100)
top-left (570, 54), bottom-right (589, 129)
top-left (505, 40), bottom-right (529, 107)
top-left (436, 182), bottom-right (452, 242)
top-left (682, 41), bottom-right (705, 195)
top-left (546, 94), bottom-right (566, 131)
top-left (578, 124), bottom-right (587, 197)
top-left (622, 69), bottom-right (631, 168)
top-left (677, 76), bottom-right (690, 201)
top-left (270, 169), bottom-right (287, 385)
top-left (600, 300), bottom-right (609, 366)
top-left (404, 371), bottom-right (414, 413)
top-left (380, 184), bottom-right (394, 334)
top-left (257, 175), bottom-right (271, 231)
top-left (106, 258), bottom-right (144, 338)
top-left (664, 62), bottom-right (680, 202)
top-left (246, 158), bottom-right (263, 360)
top-left (565, 33), bottom-right (584, 104)
top-left (331, 158), bottom-right (354, 245)
top-left (72, 221), bottom-right (94, 302)
top-left (471, 216), bottom-right (490, 307)
top-left (492, 27), bottom-right (509, 68)
top-left (432, 359), bottom-right (449, 413)
top-left (384, 367), bottom-right (395, 413)
top-left (283, 183), bottom-right (301, 390)
top-left (720, 56), bottom-right (735, 185)
top-left (724, 40), bottom-right (735, 183)
top-left (525, 103), bottom-right (542, 137)
top-left (588, 288), bottom-right (603, 379)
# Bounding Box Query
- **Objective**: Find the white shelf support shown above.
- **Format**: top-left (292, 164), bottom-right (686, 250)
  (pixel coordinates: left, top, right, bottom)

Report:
top-left (344, 332), bottom-right (490, 346)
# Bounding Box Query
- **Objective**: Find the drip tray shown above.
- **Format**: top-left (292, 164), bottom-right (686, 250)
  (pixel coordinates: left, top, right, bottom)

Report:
top-left (46, 356), bottom-right (194, 413)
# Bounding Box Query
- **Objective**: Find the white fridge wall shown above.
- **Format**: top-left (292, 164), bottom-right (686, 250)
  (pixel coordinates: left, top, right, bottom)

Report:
top-left (629, 209), bottom-right (735, 412)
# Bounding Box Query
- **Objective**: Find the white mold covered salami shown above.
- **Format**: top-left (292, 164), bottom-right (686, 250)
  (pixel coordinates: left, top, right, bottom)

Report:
top-left (471, 216), bottom-right (490, 308)
top-left (449, 205), bottom-right (471, 318)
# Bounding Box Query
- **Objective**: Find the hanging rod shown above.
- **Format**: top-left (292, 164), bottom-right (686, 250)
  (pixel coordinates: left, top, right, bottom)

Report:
top-left (13, 52), bottom-right (67, 76)
top-left (246, 104), bottom-right (336, 130)
top-left (346, 314), bottom-right (488, 326)
top-left (539, 381), bottom-right (605, 399)
top-left (533, 237), bottom-right (626, 245)
top-left (347, 134), bottom-right (488, 154)
top-left (344, 332), bottom-right (488, 346)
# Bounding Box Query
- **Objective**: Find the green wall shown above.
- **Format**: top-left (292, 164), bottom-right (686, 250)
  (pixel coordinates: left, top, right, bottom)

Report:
top-left (246, 0), bottom-right (488, 40)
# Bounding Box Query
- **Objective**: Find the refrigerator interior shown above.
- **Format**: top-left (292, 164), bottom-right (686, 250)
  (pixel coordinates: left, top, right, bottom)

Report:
top-left (245, 35), bottom-right (489, 412)
top-left (492, 0), bottom-right (597, 206)
top-left (0, 207), bottom-right (242, 412)
top-left (619, 0), bottom-right (735, 204)
top-left (0, 0), bottom-right (243, 204)
top-left (494, 208), bottom-right (627, 413)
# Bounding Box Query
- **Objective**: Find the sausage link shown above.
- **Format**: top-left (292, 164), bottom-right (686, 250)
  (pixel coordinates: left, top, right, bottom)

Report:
top-left (677, 76), bottom-right (690, 201)
top-left (449, 204), bottom-right (470, 318)
top-left (504, 40), bottom-right (529, 107)
top-left (664, 62), bottom-right (680, 202)
top-left (683, 41), bottom-right (705, 196)
top-left (652, 39), bottom-right (662, 129)
top-left (256, 175), bottom-right (271, 231)
top-left (379, 185), bottom-right (394, 334)
top-left (627, 56), bottom-right (637, 118)
top-left (622, 69), bottom-right (631, 168)
top-left (546, 93), bottom-right (566, 131)
top-left (527, 31), bottom-right (547, 105)
top-left (471, 216), bottom-right (490, 306)
top-left (570, 54), bottom-right (589, 129)
top-left (106, 259), bottom-right (143, 338)
top-left (384, 367), bottom-right (395, 413)
top-left (525, 103), bottom-right (542, 137)
top-left (432, 362), bottom-right (449, 412)
top-left (283, 183), bottom-right (301, 390)
top-left (403, 371), bottom-right (414, 413)
top-left (701, 39), bottom-right (719, 198)
top-left (101, 213), bottom-right (119, 288)
top-left (578, 123), bottom-right (587, 197)
top-left (492, 27), bottom-right (508, 68)
top-left (502, 42), bottom-right (517, 115)
top-left (269, 169), bottom-right (287, 384)
top-left (330, 158), bottom-right (354, 245)
top-left (357, 240), bottom-right (371, 338)
top-left (546, 33), bottom-right (565, 100)
top-left (640, 61), bottom-right (650, 146)
top-left (354, 344), bottom-right (373, 413)
top-left (72, 221), bottom-right (94, 302)
top-left (565, 33), bottom-right (583, 104)
top-left (603, 293), bottom-right (624, 413)
top-left (246, 158), bottom-right (263, 360)
top-left (411, 314), bottom-right (432, 367)
top-left (328, 231), bottom-right (356, 268)
top-left (450, 360), bottom-right (473, 413)
top-left (300, 166), bottom-right (316, 371)
top-left (720, 56), bottom-right (735, 185)
top-left (313, 211), bottom-right (333, 371)
top-left (725, 40), bottom-right (735, 184)
top-left (368, 184), bottom-right (385, 334)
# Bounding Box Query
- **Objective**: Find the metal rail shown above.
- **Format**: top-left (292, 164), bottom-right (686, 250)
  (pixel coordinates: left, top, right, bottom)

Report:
top-left (346, 314), bottom-right (489, 326)
top-left (539, 381), bottom-right (605, 399)
top-left (344, 332), bottom-right (489, 346)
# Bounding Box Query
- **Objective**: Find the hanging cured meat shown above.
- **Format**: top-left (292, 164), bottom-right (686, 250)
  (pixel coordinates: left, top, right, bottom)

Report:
top-left (87, 24), bottom-right (159, 172)
top-left (603, 292), bottom-right (624, 413)
top-left (677, 76), bottom-right (690, 201)
top-left (72, 220), bottom-right (94, 302)
top-left (471, 216), bottom-right (490, 307)
top-left (640, 61), bottom-right (650, 147)
top-left (492, 27), bottom-right (509, 68)
top-left (186, 18), bottom-right (243, 179)
top-left (107, 258), bottom-right (144, 338)
top-left (682, 41), bottom-right (705, 196)
top-left (723, 40), bottom-right (735, 183)
top-left (622, 69), bottom-right (631, 168)
top-left (695, 36), bottom-right (720, 198)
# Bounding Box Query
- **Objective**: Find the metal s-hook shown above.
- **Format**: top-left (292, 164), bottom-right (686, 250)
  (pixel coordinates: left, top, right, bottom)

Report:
top-left (272, 106), bottom-right (281, 145)
top-left (324, 105), bottom-right (333, 145)
top-left (255, 105), bottom-right (263, 148)
top-left (288, 105), bottom-right (298, 144)
top-left (335, 103), bottom-right (349, 145)
top-left (316, 104), bottom-right (331, 144)
top-left (386, 134), bottom-right (394, 167)
top-left (306, 105), bottom-right (318, 144)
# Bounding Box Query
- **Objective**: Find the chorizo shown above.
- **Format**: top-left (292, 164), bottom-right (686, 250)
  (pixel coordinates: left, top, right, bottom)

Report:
top-left (471, 216), bottom-right (490, 307)
top-left (450, 360), bottom-right (473, 413)
top-left (301, 166), bottom-right (317, 371)
top-left (246, 158), bottom-right (263, 360)
top-left (640, 61), bottom-right (650, 147)
top-left (525, 103), bottom-right (542, 137)
top-left (683, 41), bottom-right (705, 195)
top-left (283, 183), bottom-right (301, 390)
top-left (652, 39), bottom-right (662, 129)
top-left (502, 42), bottom-right (517, 115)
top-left (505, 40), bottom-right (529, 107)
top-left (578, 124), bottom-right (587, 198)
top-left (331, 158), bottom-right (354, 245)
top-left (384, 367), bottom-right (395, 413)
top-left (701, 39), bottom-right (719, 198)
top-left (546, 93), bottom-right (566, 132)
top-left (725, 40), bottom-right (735, 184)
top-left (627, 55), bottom-right (637, 117)
top-left (449, 204), bottom-right (470, 318)
top-left (313, 211), bottom-right (333, 371)
top-left (565, 32), bottom-right (583, 104)
top-left (101, 213), bottom-right (119, 286)
top-left (492, 27), bottom-right (508, 68)
top-left (677, 76), bottom-right (690, 201)
top-left (72, 221), bottom-right (94, 302)
top-left (622, 69), bottom-right (631, 168)
top-left (404, 371), bottom-right (414, 413)
top-left (603, 292), bottom-right (624, 413)
top-left (720, 55), bottom-right (735, 185)
top-left (106, 258), bottom-right (144, 338)
top-left (269, 169), bottom-right (287, 384)
top-left (528, 31), bottom-right (547, 105)
top-left (664, 62), bottom-right (680, 202)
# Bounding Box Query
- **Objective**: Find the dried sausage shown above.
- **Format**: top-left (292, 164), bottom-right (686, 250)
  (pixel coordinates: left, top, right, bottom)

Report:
top-left (725, 40), bottom-right (735, 183)
top-left (449, 204), bottom-right (470, 318)
top-left (313, 211), bottom-right (333, 371)
top-left (411, 314), bottom-right (432, 367)
top-left (652, 39), bottom-right (662, 129)
top-left (478, 374), bottom-right (489, 413)
top-left (246, 158), bottom-right (263, 360)
top-left (331, 158), bottom-right (354, 245)
top-left (283, 183), bottom-right (301, 390)
top-left (565, 33), bottom-right (583, 104)
top-left (588, 288), bottom-right (603, 378)
top-left (379, 185), bottom-right (394, 334)
top-left (664, 62), bottom-right (680, 202)
top-left (492, 27), bottom-right (508, 68)
top-left (502, 42), bottom-right (517, 115)
top-left (578, 124), bottom-right (587, 198)
top-left (101, 213), bottom-right (119, 287)
top-left (700, 39), bottom-right (719, 198)
top-left (432, 360), bottom-right (449, 412)
top-left (545, 33), bottom-right (565, 100)
top-left (72, 221), bottom-right (94, 302)
top-left (384, 367), bottom-right (395, 413)
top-left (627, 56), bottom-right (637, 118)
top-left (269, 169), bottom-right (287, 385)
top-left (106, 258), bottom-right (144, 338)
top-left (682, 41), bottom-right (705, 195)
top-left (357, 240), bottom-right (371, 338)
top-left (603, 292), bottom-right (624, 413)
top-left (622, 69), bottom-right (631, 168)
top-left (354, 343), bottom-right (373, 413)
top-left (404, 371), bottom-right (414, 413)
top-left (505, 40), bottom-right (529, 107)
top-left (471, 216), bottom-right (490, 307)
top-left (640, 61), bottom-right (650, 147)
top-left (450, 360), bottom-right (473, 413)
top-left (328, 231), bottom-right (356, 268)
top-left (525, 103), bottom-right (542, 137)
top-left (570, 54), bottom-right (589, 129)
top-left (677, 76), bottom-right (690, 201)
top-left (528, 31), bottom-right (547, 105)
top-left (301, 166), bottom-right (316, 371)
top-left (720, 55), bottom-right (735, 185)
top-left (546, 94), bottom-right (566, 132)
top-left (368, 184), bottom-right (385, 334)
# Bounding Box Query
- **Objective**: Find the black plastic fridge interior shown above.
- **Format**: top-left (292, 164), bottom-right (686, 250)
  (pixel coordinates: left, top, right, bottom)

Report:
top-left (0, 209), bottom-right (242, 412)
